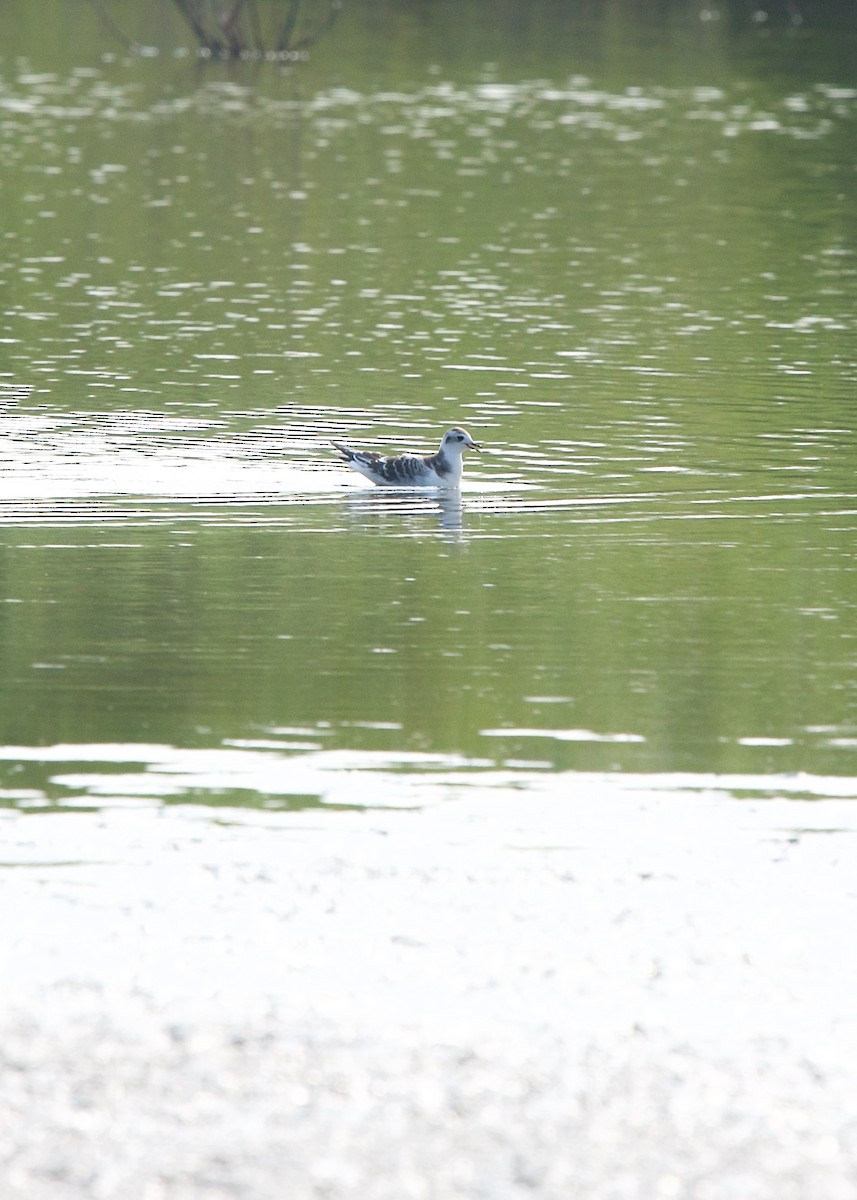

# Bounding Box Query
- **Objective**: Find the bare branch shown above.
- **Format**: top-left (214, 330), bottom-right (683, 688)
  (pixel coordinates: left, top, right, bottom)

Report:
top-left (88, 0), bottom-right (341, 61)
top-left (173, 0), bottom-right (223, 53)
top-left (86, 0), bottom-right (142, 53)
top-left (247, 0), bottom-right (264, 52)
top-left (220, 0), bottom-right (248, 56)
top-left (276, 0), bottom-right (302, 52)
top-left (293, 0), bottom-right (342, 51)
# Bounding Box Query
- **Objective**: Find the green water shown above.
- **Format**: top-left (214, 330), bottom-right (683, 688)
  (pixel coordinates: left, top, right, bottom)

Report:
top-left (1, 0), bottom-right (855, 808)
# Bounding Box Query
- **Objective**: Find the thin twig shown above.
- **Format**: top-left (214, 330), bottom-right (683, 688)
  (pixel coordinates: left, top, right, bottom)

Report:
top-left (86, 0), bottom-right (142, 53)
top-left (276, 0), bottom-right (302, 52)
top-left (220, 0), bottom-right (248, 56)
top-left (173, 0), bottom-right (222, 52)
top-left (247, 0), bottom-right (264, 52)
top-left (293, 0), bottom-right (342, 51)
top-left (89, 0), bottom-right (339, 60)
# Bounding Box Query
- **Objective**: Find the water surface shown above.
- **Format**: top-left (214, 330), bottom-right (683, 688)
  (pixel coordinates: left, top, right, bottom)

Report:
top-left (1, 0), bottom-right (855, 812)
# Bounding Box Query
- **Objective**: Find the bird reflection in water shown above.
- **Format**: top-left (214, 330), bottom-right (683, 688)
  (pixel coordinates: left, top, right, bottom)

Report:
top-left (342, 487), bottom-right (467, 539)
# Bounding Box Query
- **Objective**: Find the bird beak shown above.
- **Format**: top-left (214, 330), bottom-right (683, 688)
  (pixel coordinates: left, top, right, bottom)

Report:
top-left (469, 440), bottom-right (483, 452)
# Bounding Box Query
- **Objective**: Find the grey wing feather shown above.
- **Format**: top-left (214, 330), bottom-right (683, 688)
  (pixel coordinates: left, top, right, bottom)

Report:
top-left (331, 439), bottom-right (356, 462)
top-left (331, 440), bottom-right (382, 468)
top-left (384, 453), bottom-right (428, 483)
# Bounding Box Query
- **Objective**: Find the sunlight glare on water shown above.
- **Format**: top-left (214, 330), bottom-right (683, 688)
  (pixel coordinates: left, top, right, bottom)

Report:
top-left (0, 0), bottom-right (854, 823)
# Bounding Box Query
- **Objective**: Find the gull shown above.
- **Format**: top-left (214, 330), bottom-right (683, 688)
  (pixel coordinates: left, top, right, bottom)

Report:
top-left (331, 426), bottom-right (482, 488)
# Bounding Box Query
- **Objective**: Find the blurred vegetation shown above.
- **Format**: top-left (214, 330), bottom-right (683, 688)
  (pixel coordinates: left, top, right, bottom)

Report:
top-left (79, 0), bottom-right (857, 62)
top-left (87, 0), bottom-right (341, 58)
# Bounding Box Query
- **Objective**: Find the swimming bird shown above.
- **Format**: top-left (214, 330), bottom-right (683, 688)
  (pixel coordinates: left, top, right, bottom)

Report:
top-left (331, 426), bottom-right (482, 488)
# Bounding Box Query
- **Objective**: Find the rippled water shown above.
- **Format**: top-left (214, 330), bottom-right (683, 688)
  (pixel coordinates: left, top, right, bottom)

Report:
top-left (1, 2), bottom-right (855, 812)
top-left (3, 7), bottom-right (857, 1197)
